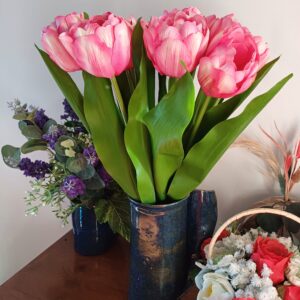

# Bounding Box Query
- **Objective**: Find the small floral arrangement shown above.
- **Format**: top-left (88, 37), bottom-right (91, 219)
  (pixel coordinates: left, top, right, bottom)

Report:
top-left (195, 228), bottom-right (300, 300)
top-left (2, 99), bottom-right (130, 239)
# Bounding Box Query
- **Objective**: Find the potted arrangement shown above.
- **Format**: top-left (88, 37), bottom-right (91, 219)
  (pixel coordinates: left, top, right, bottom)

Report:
top-left (33, 6), bottom-right (292, 299)
top-left (2, 99), bottom-right (130, 255)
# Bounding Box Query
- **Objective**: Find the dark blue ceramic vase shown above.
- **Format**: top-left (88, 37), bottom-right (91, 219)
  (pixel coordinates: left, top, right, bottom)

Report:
top-left (72, 206), bottom-right (115, 256)
top-left (187, 189), bottom-right (218, 260)
top-left (129, 198), bottom-right (188, 300)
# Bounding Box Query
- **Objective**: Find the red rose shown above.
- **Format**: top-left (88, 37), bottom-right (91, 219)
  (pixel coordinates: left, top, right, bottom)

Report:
top-left (251, 236), bottom-right (292, 284)
top-left (284, 286), bottom-right (300, 300)
top-left (200, 229), bottom-right (230, 258)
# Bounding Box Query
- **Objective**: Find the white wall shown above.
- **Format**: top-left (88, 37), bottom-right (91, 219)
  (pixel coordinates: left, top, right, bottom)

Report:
top-left (0, 0), bottom-right (299, 284)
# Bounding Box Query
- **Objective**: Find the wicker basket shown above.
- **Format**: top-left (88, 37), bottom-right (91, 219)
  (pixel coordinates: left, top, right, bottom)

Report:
top-left (207, 208), bottom-right (300, 260)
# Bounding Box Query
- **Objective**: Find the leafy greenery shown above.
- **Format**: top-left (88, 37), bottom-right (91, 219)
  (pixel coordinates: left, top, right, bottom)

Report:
top-left (1, 145), bottom-right (21, 168)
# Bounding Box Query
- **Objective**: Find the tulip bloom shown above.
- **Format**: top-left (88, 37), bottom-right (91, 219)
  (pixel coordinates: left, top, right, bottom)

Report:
top-left (142, 7), bottom-right (209, 78)
top-left (42, 12), bottom-right (84, 72)
top-left (59, 12), bottom-right (135, 78)
top-left (198, 14), bottom-right (269, 98)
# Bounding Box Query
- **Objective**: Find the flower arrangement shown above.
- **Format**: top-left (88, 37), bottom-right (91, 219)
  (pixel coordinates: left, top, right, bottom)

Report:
top-left (233, 125), bottom-right (300, 237)
top-left (196, 227), bottom-right (300, 300)
top-left (1, 100), bottom-right (130, 239)
top-left (35, 7), bottom-right (292, 204)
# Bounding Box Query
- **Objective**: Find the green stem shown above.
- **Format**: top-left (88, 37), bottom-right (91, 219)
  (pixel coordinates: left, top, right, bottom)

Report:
top-left (126, 70), bottom-right (135, 94)
top-left (187, 95), bottom-right (211, 149)
top-left (111, 77), bottom-right (127, 124)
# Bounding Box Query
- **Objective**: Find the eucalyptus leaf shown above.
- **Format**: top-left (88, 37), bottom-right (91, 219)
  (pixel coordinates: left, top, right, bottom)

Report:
top-left (43, 119), bottom-right (57, 133)
top-left (1, 145), bottom-right (21, 168)
top-left (21, 139), bottom-right (48, 154)
top-left (66, 154), bottom-right (87, 173)
top-left (77, 165), bottom-right (95, 180)
top-left (36, 46), bottom-right (89, 132)
top-left (168, 73), bottom-right (293, 200)
top-left (143, 72), bottom-right (195, 200)
top-left (85, 173), bottom-right (105, 191)
top-left (83, 72), bottom-right (138, 199)
top-left (19, 120), bottom-right (42, 139)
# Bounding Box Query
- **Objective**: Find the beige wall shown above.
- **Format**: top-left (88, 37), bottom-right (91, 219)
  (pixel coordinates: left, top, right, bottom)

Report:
top-left (0, 0), bottom-right (299, 284)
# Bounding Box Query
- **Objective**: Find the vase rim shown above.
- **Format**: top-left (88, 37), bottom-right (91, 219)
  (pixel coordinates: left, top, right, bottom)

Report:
top-left (129, 195), bottom-right (189, 209)
top-left (194, 189), bottom-right (215, 193)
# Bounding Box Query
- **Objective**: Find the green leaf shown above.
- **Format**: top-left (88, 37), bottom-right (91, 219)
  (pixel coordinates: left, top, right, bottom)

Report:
top-left (168, 73), bottom-right (293, 200)
top-left (19, 121), bottom-right (42, 139)
top-left (83, 72), bottom-right (138, 199)
top-left (143, 72), bottom-right (195, 200)
top-left (95, 182), bottom-right (131, 241)
top-left (35, 46), bottom-right (89, 132)
top-left (158, 74), bottom-right (167, 101)
top-left (66, 154), bottom-right (87, 173)
top-left (84, 173), bottom-right (105, 191)
top-left (1, 145), bottom-right (21, 168)
top-left (77, 165), bottom-right (95, 180)
top-left (125, 51), bottom-right (155, 203)
top-left (43, 119), bottom-right (57, 133)
top-left (196, 57), bottom-right (281, 141)
top-left (132, 19), bottom-right (143, 80)
top-left (21, 139), bottom-right (48, 154)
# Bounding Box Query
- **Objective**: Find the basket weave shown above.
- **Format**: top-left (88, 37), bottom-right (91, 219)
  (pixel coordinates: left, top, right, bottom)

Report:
top-left (207, 208), bottom-right (300, 260)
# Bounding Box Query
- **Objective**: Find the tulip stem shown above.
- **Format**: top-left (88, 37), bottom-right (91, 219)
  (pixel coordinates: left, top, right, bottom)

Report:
top-left (187, 94), bottom-right (211, 149)
top-left (111, 77), bottom-right (127, 124)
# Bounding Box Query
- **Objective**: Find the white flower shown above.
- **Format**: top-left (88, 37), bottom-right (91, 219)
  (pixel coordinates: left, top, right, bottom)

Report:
top-left (261, 264), bottom-right (273, 278)
top-left (286, 255), bottom-right (300, 286)
top-left (60, 139), bottom-right (75, 148)
top-left (256, 286), bottom-right (279, 300)
top-left (251, 273), bottom-right (263, 288)
top-left (65, 148), bottom-right (76, 157)
top-left (197, 273), bottom-right (234, 300)
top-left (246, 260), bottom-right (257, 273)
top-left (228, 262), bottom-right (240, 276)
top-left (245, 243), bottom-right (254, 254)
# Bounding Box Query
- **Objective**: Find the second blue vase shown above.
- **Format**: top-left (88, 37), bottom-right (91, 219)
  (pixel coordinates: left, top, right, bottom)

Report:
top-left (72, 206), bottom-right (115, 256)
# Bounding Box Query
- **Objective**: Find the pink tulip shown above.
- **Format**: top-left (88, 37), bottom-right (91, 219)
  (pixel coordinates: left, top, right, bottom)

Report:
top-left (142, 7), bottom-right (209, 78)
top-left (198, 14), bottom-right (269, 98)
top-left (42, 12), bottom-right (84, 72)
top-left (59, 12), bottom-right (135, 78)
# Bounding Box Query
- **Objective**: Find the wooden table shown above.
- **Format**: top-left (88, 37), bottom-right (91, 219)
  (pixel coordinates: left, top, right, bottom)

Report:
top-left (0, 232), bottom-right (198, 300)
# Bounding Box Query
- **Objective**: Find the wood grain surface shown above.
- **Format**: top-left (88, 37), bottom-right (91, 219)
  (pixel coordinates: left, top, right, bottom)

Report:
top-left (0, 232), bottom-right (198, 300)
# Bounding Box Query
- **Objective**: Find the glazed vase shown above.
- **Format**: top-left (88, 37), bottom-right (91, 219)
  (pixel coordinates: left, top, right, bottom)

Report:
top-left (128, 197), bottom-right (188, 300)
top-left (72, 206), bottom-right (115, 256)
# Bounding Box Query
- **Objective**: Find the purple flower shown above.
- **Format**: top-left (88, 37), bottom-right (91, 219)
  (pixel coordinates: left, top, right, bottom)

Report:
top-left (83, 146), bottom-right (99, 167)
top-left (42, 125), bottom-right (67, 149)
top-left (61, 99), bottom-right (79, 121)
top-left (34, 109), bottom-right (49, 130)
top-left (19, 158), bottom-right (51, 180)
top-left (60, 175), bottom-right (86, 199)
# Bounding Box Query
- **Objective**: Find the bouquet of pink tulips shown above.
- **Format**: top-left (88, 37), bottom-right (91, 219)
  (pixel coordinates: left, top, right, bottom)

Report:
top-left (37, 7), bottom-right (292, 204)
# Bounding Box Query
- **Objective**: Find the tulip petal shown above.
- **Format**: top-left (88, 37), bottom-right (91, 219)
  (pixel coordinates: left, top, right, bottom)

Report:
top-left (42, 28), bottom-right (80, 72)
top-left (154, 39), bottom-right (191, 77)
top-left (112, 22), bottom-right (132, 75)
top-left (73, 35), bottom-right (115, 78)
